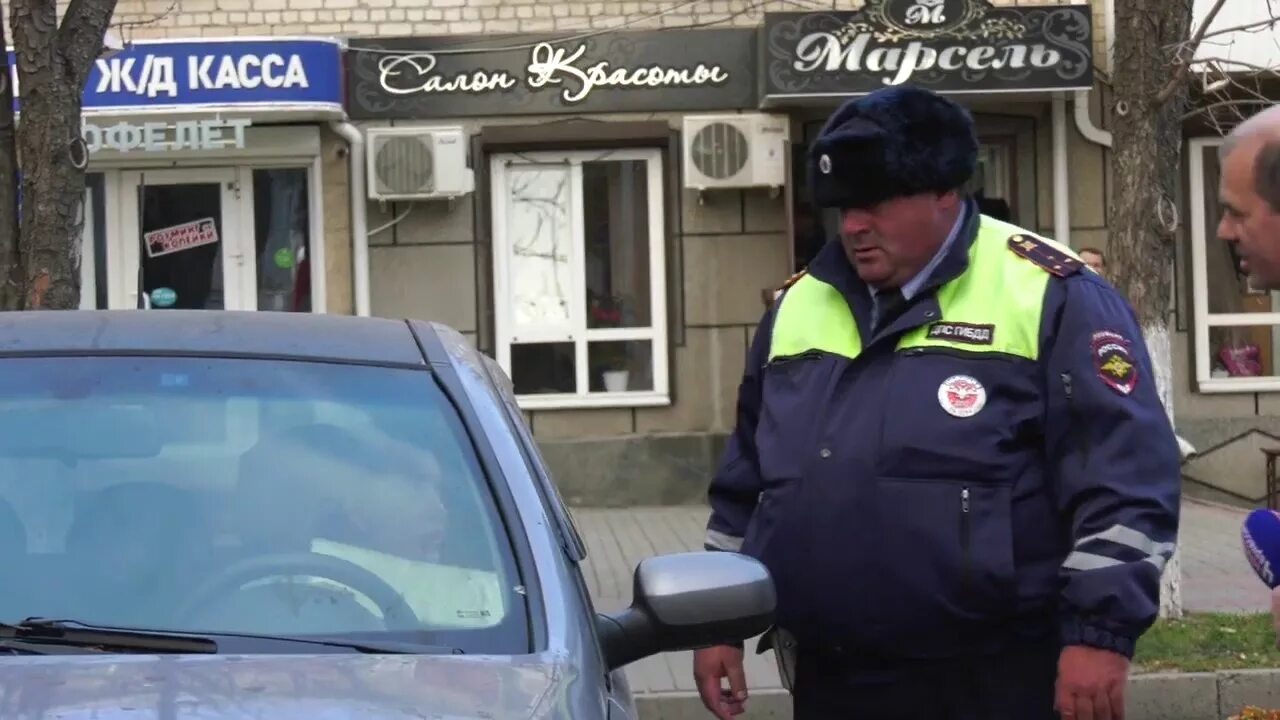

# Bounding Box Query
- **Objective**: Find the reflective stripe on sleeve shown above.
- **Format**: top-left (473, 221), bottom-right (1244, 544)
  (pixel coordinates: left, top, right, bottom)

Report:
top-left (1062, 523), bottom-right (1175, 573)
top-left (704, 528), bottom-right (744, 552)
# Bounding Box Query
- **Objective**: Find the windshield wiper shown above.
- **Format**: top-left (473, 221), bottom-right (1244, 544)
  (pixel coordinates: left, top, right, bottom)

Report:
top-left (251, 636), bottom-right (465, 655)
top-left (1, 618), bottom-right (217, 654)
top-left (12, 618), bottom-right (462, 656)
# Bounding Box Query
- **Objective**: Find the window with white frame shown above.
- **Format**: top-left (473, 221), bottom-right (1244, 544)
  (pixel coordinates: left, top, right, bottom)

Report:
top-left (489, 148), bottom-right (669, 409)
top-left (1189, 137), bottom-right (1280, 392)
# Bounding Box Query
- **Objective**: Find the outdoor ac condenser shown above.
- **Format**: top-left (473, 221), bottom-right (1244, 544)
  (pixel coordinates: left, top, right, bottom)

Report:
top-left (681, 113), bottom-right (790, 191)
top-left (365, 126), bottom-right (475, 202)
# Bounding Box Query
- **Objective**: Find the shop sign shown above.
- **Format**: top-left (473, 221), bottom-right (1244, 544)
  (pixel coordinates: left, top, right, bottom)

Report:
top-left (8, 38), bottom-right (344, 114)
top-left (145, 218), bottom-right (220, 259)
top-left (761, 0), bottom-right (1094, 101)
top-left (346, 29), bottom-right (758, 119)
top-left (83, 117), bottom-right (251, 154)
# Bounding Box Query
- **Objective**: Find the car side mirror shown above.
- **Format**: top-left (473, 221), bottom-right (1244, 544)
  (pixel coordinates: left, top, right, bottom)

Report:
top-left (595, 551), bottom-right (776, 672)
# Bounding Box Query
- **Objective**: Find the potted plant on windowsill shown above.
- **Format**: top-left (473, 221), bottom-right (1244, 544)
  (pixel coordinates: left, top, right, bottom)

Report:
top-left (589, 292), bottom-right (630, 393)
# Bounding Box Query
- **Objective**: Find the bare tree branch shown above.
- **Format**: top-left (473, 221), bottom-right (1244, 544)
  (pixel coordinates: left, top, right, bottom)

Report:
top-left (110, 0), bottom-right (179, 40)
top-left (1190, 13), bottom-right (1280, 44)
top-left (1156, 0), bottom-right (1231, 105)
top-left (1182, 97), bottom-right (1275, 121)
top-left (1193, 55), bottom-right (1280, 76)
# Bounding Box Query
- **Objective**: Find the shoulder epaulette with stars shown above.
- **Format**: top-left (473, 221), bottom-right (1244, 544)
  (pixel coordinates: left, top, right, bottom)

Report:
top-left (1007, 234), bottom-right (1084, 277)
top-left (778, 269), bottom-right (808, 292)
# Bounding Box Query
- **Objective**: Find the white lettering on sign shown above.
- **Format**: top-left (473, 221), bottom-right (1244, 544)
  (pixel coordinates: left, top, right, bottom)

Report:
top-left (905, 0), bottom-right (946, 26)
top-left (82, 118), bottom-right (252, 154)
top-left (791, 31), bottom-right (1061, 86)
top-left (377, 41), bottom-right (731, 104)
top-left (94, 53), bottom-right (310, 98)
top-left (377, 53), bottom-right (517, 95)
top-left (144, 217), bottom-right (220, 258)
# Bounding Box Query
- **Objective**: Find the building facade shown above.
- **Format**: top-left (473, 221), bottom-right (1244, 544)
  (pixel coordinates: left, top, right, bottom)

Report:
top-left (336, 0), bottom-right (1111, 505)
top-left (19, 0), bottom-right (1278, 508)
top-left (65, 38), bottom-right (355, 318)
top-left (1173, 0), bottom-right (1280, 508)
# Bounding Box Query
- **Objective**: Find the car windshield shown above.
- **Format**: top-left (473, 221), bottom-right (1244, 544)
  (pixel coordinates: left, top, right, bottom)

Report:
top-left (0, 355), bottom-right (530, 654)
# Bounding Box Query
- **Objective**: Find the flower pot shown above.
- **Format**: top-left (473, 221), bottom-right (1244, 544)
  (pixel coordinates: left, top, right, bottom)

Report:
top-left (603, 370), bottom-right (629, 393)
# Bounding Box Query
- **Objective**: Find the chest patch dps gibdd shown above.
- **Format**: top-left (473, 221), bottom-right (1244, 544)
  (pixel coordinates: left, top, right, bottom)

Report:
top-left (927, 322), bottom-right (995, 346)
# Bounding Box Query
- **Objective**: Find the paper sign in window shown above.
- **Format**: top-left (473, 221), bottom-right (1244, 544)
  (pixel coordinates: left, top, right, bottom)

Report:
top-left (144, 218), bottom-right (219, 258)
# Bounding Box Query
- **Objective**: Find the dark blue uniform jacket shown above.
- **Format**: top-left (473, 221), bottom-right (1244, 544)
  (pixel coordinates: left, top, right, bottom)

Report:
top-left (706, 207), bottom-right (1182, 661)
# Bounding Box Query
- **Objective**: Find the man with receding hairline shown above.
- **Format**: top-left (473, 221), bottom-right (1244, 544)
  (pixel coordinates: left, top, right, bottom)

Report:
top-left (1218, 105), bottom-right (1280, 649)
top-left (1218, 105), bottom-right (1280, 291)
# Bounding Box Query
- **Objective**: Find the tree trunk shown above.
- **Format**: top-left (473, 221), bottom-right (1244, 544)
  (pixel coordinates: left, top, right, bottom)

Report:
top-left (7, 0), bottom-right (117, 311)
top-left (1109, 0), bottom-right (1195, 619)
top-left (0, 4), bottom-right (20, 311)
top-left (11, 0), bottom-right (85, 310)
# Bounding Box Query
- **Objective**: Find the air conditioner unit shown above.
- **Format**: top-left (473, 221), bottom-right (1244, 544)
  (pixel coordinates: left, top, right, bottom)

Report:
top-left (365, 126), bottom-right (475, 201)
top-left (682, 113), bottom-right (790, 191)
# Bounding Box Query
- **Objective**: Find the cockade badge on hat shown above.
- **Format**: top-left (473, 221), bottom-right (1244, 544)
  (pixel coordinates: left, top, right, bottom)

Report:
top-left (819, 154), bottom-right (832, 174)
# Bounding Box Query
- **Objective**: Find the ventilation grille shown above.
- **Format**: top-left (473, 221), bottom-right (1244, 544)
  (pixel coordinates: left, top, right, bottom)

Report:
top-left (690, 122), bottom-right (749, 180)
top-left (373, 135), bottom-right (435, 195)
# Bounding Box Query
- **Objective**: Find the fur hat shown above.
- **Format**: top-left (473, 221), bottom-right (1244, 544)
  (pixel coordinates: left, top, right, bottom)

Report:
top-left (808, 85), bottom-right (978, 210)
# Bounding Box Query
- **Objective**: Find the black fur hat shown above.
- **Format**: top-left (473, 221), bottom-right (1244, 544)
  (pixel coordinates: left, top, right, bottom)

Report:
top-left (808, 85), bottom-right (978, 210)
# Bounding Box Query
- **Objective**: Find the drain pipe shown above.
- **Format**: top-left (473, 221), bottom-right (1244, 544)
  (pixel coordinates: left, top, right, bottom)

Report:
top-left (1052, 94), bottom-right (1071, 247)
top-left (329, 121), bottom-right (371, 317)
top-left (1074, 89), bottom-right (1113, 148)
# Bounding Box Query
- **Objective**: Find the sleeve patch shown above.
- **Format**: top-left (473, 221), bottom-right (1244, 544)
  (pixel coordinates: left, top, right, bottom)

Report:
top-left (1092, 331), bottom-right (1138, 396)
top-left (1007, 234), bottom-right (1084, 277)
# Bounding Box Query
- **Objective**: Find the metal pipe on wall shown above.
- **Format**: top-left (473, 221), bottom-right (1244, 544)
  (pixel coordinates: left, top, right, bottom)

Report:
top-left (1052, 94), bottom-right (1071, 248)
top-left (329, 121), bottom-right (370, 317)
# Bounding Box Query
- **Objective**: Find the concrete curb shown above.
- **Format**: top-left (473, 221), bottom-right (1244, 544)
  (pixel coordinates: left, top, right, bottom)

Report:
top-left (632, 669), bottom-right (1280, 719)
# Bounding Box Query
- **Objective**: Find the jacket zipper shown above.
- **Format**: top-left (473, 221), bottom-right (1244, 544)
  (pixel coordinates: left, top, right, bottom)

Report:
top-left (960, 486), bottom-right (971, 594)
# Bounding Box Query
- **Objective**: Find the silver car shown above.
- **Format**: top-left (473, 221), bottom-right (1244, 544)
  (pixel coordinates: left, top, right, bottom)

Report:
top-left (0, 310), bottom-right (775, 719)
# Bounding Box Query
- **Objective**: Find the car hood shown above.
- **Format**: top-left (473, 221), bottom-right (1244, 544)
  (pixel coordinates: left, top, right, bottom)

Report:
top-left (0, 651), bottom-right (582, 719)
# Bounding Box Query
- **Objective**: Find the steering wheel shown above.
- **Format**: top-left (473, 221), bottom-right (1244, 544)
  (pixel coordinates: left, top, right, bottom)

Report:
top-left (175, 552), bottom-right (418, 631)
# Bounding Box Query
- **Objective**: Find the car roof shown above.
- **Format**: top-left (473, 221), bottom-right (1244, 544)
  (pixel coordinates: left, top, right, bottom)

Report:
top-left (0, 310), bottom-right (428, 366)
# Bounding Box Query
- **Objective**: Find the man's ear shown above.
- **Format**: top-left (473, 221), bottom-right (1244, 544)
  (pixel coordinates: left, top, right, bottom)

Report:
top-left (936, 190), bottom-right (961, 209)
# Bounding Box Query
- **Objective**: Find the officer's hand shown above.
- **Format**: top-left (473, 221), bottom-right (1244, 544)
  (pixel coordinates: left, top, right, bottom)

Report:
top-left (1055, 644), bottom-right (1129, 720)
top-left (693, 645), bottom-right (748, 720)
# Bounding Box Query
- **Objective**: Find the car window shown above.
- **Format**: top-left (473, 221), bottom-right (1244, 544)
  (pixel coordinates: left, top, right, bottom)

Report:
top-left (0, 356), bottom-right (530, 654)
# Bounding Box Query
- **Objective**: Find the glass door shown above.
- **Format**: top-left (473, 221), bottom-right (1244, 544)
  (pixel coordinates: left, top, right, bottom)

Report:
top-left (968, 140), bottom-right (1015, 223)
top-left (116, 168), bottom-right (252, 311)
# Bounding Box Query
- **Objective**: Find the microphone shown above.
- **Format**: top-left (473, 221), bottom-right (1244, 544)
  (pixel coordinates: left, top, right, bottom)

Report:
top-left (1241, 508), bottom-right (1280, 588)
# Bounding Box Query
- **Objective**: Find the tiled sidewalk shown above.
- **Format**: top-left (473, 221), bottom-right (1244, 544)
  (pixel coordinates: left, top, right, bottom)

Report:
top-left (569, 499), bottom-right (1270, 697)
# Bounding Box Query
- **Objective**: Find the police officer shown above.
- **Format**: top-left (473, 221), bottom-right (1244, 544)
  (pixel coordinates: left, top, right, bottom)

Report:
top-left (692, 86), bottom-right (1182, 720)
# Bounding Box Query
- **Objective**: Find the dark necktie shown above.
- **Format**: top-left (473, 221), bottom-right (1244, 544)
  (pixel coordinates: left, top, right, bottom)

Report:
top-left (874, 288), bottom-right (907, 334)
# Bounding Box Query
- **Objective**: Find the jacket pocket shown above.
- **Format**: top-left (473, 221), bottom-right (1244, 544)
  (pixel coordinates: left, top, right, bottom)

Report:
top-left (741, 487), bottom-right (790, 561)
top-left (877, 349), bottom-right (1034, 482)
top-left (755, 353), bottom-right (832, 483)
top-left (860, 476), bottom-right (1017, 658)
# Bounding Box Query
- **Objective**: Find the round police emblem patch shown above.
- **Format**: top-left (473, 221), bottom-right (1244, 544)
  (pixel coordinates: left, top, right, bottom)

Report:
top-left (819, 154), bottom-right (832, 174)
top-left (938, 375), bottom-right (986, 418)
